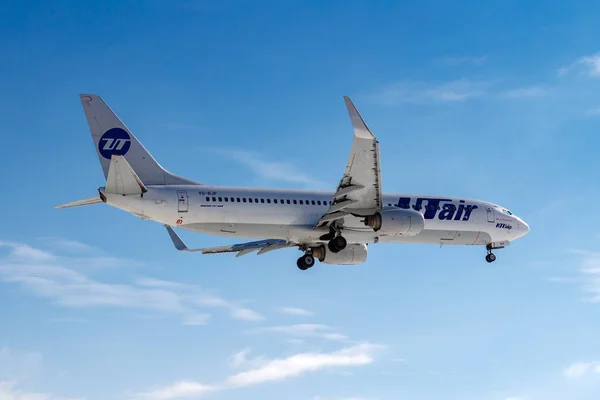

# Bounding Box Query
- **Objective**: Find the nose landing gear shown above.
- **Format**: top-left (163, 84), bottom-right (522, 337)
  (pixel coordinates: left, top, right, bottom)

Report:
top-left (484, 242), bottom-right (504, 263)
top-left (485, 252), bottom-right (496, 263)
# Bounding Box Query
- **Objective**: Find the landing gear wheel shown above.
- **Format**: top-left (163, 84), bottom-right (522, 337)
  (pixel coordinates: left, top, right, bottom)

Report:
top-left (328, 235), bottom-right (347, 253)
top-left (485, 253), bottom-right (496, 263)
top-left (297, 254), bottom-right (315, 270)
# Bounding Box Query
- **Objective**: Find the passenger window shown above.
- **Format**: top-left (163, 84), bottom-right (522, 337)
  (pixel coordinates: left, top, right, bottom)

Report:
top-left (249, 198), bottom-right (253, 203)
top-left (267, 199), bottom-right (271, 204)
top-left (225, 197), bottom-right (229, 202)
top-left (287, 200), bottom-right (291, 204)
top-left (255, 198), bottom-right (259, 203)
top-left (218, 197), bottom-right (222, 202)
top-left (206, 197), bottom-right (210, 202)
top-left (237, 198), bottom-right (241, 202)
top-left (230, 197), bottom-right (234, 202)
top-left (299, 200), bottom-right (304, 205)
top-left (273, 199), bottom-right (277, 204)
top-left (317, 200), bottom-right (321, 205)
top-left (212, 197), bottom-right (216, 201)
top-left (312, 200), bottom-right (316, 205)
top-left (293, 200), bottom-right (297, 204)
top-left (261, 199), bottom-right (265, 203)
top-left (243, 198), bottom-right (247, 203)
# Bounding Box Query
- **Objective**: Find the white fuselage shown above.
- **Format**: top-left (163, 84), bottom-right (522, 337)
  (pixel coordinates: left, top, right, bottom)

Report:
top-left (103, 185), bottom-right (530, 247)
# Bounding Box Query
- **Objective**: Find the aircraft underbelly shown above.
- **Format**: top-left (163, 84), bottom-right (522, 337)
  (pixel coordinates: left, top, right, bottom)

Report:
top-left (177, 222), bottom-right (490, 246)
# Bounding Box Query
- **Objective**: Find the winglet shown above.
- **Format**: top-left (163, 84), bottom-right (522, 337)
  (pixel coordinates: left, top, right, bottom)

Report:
top-left (344, 96), bottom-right (375, 140)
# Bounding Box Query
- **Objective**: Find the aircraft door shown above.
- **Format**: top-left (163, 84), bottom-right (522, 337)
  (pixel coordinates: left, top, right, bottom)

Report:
top-left (177, 190), bottom-right (188, 212)
top-left (486, 206), bottom-right (494, 223)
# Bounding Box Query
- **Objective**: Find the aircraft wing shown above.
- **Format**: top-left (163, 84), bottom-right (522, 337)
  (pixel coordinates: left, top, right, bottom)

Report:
top-left (314, 96), bottom-right (383, 229)
top-left (164, 225), bottom-right (296, 257)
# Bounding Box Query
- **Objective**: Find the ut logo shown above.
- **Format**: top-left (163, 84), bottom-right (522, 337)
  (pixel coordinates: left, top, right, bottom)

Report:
top-left (496, 223), bottom-right (512, 230)
top-left (98, 128), bottom-right (132, 159)
top-left (101, 138), bottom-right (129, 151)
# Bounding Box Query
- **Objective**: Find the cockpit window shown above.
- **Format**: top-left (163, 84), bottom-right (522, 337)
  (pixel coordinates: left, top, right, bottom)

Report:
top-left (502, 208), bottom-right (513, 216)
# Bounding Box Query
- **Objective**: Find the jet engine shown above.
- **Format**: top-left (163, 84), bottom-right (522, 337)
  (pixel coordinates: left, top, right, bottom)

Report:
top-left (312, 243), bottom-right (368, 265)
top-left (364, 208), bottom-right (425, 236)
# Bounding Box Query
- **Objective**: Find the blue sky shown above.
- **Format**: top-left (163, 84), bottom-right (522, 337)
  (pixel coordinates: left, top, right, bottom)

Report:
top-left (2, 1), bottom-right (600, 399)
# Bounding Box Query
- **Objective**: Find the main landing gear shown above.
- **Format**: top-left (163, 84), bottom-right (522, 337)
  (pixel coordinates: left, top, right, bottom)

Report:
top-left (328, 235), bottom-right (347, 253)
top-left (296, 253), bottom-right (315, 271)
top-left (296, 234), bottom-right (348, 271)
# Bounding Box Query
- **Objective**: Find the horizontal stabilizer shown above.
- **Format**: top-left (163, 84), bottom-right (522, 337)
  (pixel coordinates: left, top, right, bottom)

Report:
top-left (105, 155), bottom-right (147, 195)
top-left (54, 196), bottom-right (103, 209)
top-left (164, 225), bottom-right (295, 256)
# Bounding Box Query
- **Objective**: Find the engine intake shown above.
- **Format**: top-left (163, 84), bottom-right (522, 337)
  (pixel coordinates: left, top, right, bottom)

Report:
top-left (312, 244), bottom-right (368, 265)
top-left (364, 208), bottom-right (425, 236)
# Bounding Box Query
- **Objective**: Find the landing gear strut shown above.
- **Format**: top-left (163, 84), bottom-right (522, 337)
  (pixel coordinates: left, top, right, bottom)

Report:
top-left (485, 246), bottom-right (497, 263)
top-left (328, 235), bottom-right (347, 253)
top-left (296, 253), bottom-right (315, 270)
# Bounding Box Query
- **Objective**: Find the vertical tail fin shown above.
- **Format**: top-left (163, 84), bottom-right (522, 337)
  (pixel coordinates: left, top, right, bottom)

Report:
top-left (79, 94), bottom-right (199, 186)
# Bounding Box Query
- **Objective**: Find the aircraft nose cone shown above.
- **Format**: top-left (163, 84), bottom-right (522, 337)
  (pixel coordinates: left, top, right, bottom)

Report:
top-left (519, 219), bottom-right (530, 236)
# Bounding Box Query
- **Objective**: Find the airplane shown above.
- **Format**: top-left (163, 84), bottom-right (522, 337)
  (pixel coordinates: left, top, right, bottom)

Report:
top-left (56, 94), bottom-right (530, 270)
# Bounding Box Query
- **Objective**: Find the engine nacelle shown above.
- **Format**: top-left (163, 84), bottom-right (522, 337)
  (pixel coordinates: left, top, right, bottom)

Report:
top-left (364, 208), bottom-right (425, 236)
top-left (312, 244), bottom-right (368, 265)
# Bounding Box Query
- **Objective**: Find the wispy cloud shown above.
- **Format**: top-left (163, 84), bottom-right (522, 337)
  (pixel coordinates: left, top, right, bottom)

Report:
top-left (136, 344), bottom-right (382, 398)
top-left (248, 324), bottom-right (347, 341)
top-left (135, 381), bottom-right (218, 400)
top-left (558, 53), bottom-right (600, 77)
top-left (369, 79), bottom-right (491, 105)
top-left (500, 86), bottom-right (546, 99)
top-left (275, 306), bottom-right (314, 316)
top-left (313, 396), bottom-right (373, 400)
top-left (227, 343), bottom-right (381, 387)
top-left (564, 361), bottom-right (600, 378)
top-left (569, 249), bottom-right (600, 302)
top-left (0, 347), bottom-right (43, 382)
top-left (437, 55), bottom-right (487, 66)
top-left (0, 381), bottom-right (85, 400)
top-left (586, 106), bottom-right (600, 116)
top-left (0, 242), bottom-right (263, 325)
top-left (212, 148), bottom-right (326, 188)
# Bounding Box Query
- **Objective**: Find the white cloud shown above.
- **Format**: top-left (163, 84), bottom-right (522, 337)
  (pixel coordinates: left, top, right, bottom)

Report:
top-left (227, 343), bottom-right (381, 387)
top-left (0, 381), bottom-right (84, 400)
top-left (213, 148), bottom-right (326, 188)
top-left (500, 87), bottom-right (546, 98)
top-left (559, 53), bottom-right (600, 77)
top-left (564, 361), bottom-right (600, 378)
top-left (276, 307), bottom-right (314, 316)
top-left (135, 381), bottom-right (217, 400)
top-left (249, 324), bottom-right (348, 341)
top-left (231, 308), bottom-right (265, 321)
top-left (137, 343), bottom-right (382, 397)
top-left (0, 241), bottom-right (263, 325)
top-left (369, 79), bottom-right (491, 105)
